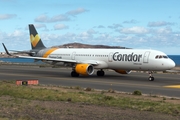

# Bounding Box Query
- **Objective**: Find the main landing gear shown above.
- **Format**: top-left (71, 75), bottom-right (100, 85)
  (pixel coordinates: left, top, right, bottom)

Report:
top-left (71, 69), bottom-right (105, 77)
top-left (71, 71), bottom-right (79, 77)
top-left (97, 69), bottom-right (105, 76)
top-left (148, 71), bottom-right (154, 81)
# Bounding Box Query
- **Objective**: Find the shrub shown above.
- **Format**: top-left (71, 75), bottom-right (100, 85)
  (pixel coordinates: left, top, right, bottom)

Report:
top-left (108, 89), bottom-right (115, 93)
top-left (103, 96), bottom-right (114, 101)
top-left (74, 86), bottom-right (81, 90)
top-left (133, 90), bottom-right (142, 95)
top-left (67, 98), bottom-right (72, 102)
top-left (85, 87), bottom-right (91, 91)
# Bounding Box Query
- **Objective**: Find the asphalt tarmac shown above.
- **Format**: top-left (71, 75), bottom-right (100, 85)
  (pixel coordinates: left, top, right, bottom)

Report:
top-left (0, 65), bottom-right (180, 98)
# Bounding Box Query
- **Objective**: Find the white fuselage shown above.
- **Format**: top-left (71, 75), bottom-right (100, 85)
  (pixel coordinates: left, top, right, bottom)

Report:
top-left (39, 48), bottom-right (175, 71)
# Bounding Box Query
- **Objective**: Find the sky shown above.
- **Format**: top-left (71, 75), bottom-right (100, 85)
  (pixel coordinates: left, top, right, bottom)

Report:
top-left (0, 0), bottom-right (180, 55)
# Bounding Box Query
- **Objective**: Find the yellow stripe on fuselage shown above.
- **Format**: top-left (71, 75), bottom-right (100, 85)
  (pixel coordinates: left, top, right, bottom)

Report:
top-left (164, 85), bottom-right (180, 89)
top-left (43, 48), bottom-right (58, 58)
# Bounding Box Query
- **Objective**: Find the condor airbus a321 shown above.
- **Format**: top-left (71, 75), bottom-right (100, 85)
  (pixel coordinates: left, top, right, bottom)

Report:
top-left (3, 24), bottom-right (175, 81)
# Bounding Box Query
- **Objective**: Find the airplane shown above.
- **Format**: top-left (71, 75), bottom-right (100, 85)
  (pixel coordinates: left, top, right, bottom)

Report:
top-left (2, 24), bottom-right (175, 81)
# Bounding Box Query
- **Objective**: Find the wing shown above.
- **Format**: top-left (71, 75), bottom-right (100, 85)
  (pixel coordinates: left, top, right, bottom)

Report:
top-left (2, 43), bottom-right (33, 55)
top-left (18, 55), bottom-right (99, 66)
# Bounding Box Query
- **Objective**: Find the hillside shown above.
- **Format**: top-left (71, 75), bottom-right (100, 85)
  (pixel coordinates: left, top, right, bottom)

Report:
top-left (53, 42), bottom-right (128, 49)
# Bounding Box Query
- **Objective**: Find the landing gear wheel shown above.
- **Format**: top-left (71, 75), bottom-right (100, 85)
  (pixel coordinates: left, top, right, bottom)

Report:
top-left (148, 76), bottom-right (154, 81)
top-left (97, 70), bottom-right (105, 76)
top-left (71, 71), bottom-right (79, 77)
top-left (148, 71), bottom-right (154, 81)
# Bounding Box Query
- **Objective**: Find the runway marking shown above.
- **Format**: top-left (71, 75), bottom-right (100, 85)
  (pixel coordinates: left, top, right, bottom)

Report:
top-left (164, 85), bottom-right (180, 89)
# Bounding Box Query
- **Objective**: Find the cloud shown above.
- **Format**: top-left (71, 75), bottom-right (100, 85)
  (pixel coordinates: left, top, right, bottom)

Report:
top-left (1, 27), bottom-right (180, 56)
top-left (123, 19), bottom-right (138, 24)
top-left (34, 8), bottom-right (87, 23)
top-left (0, 14), bottom-right (17, 20)
top-left (25, 24), bottom-right (47, 31)
top-left (97, 25), bottom-right (105, 28)
top-left (66, 8), bottom-right (88, 16)
top-left (50, 14), bottom-right (70, 22)
top-left (70, 29), bottom-right (97, 42)
top-left (9, 30), bottom-right (25, 37)
top-left (0, 30), bottom-right (28, 51)
top-left (87, 29), bottom-right (97, 34)
top-left (34, 14), bottom-right (48, 22)
top-left (93, 25), bottom-right (105, 29)
top-left (33, 24), bottom-right (47, 29)
top-left (120, 26), bottom-right (149, 34)
top-left (148, 21), bottom-right (174, 27)
top-left (54, 24), bottom-right (69, 30)
top-left (108, 24), bottom-right (122, 29)
top-left (34, 14), bottom-right (69, 23)
top-left (0, 31), bottom-right (9, 42)
top-left (155, 27), bottom-right (172, 34)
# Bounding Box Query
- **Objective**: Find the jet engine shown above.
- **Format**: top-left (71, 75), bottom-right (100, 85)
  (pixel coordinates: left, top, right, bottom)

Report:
top-left (114, 69), bottom-right (131, 74)
top-left (75, 64), bottom-right (94, 75)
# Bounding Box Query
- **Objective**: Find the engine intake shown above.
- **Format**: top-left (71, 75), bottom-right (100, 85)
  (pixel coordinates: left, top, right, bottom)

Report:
top-left (114, 69), bottom-right (131, 74)
top-left (75, 64), bottom-right (94, 75)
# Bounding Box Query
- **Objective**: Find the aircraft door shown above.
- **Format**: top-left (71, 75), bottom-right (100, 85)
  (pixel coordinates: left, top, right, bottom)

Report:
top-left (108, 52), bottom-right (113, 62)
top-left (143, 51), bottom-right (150, 63)
top-left (71, 52), bottom-right (76, 60)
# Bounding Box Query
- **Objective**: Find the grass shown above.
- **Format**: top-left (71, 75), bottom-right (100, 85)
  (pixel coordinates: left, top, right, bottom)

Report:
top-left (0, 80), bottom-right (180, 116)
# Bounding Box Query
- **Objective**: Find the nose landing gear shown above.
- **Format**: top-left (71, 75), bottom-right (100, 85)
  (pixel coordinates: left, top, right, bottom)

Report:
top-left (148, 71), bottom-right (154, 81)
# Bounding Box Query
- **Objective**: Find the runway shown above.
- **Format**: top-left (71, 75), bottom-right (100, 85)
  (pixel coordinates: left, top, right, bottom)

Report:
top-left (0, 65), bottom-right (180, 98)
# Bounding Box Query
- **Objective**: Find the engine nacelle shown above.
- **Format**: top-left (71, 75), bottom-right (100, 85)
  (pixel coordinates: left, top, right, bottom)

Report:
top-left (75, 64), bottom-right (94, 75)
top-left (114, 69), bottom-right (131, 74)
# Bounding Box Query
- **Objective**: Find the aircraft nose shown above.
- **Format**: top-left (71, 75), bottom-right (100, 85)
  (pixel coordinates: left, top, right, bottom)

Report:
top-left (168, 59), bottom-right (176, 69)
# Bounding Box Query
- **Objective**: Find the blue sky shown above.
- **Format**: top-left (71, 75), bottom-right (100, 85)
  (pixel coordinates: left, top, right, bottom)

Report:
top-left (0, 0), bottom-right (180, 55)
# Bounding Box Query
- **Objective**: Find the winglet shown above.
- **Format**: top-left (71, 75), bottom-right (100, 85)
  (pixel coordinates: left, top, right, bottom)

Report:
top-left (2, 43), bottom-right (12, 56)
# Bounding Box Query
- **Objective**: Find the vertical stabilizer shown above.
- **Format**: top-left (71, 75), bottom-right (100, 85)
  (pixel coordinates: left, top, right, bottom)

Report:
top-left (29, 24), bottom-right (46, 49)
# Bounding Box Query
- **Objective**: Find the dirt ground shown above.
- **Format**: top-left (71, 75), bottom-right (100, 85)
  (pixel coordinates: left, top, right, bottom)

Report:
top-left (0, 88), bottom-right (180, 120)
top-left (0, 98), bottom-right (179, 120)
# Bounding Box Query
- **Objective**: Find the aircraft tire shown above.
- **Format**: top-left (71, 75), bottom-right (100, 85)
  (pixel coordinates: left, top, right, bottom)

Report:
top-left (148, 76), bottom-right (154, 81)
top-left (97, 70), bottom-right (105, 76)
top-left (71, 71), bottom-right (79, 77)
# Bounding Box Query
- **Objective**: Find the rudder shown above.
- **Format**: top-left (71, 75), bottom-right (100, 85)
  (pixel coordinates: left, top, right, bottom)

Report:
top-left (29, 24), bottom-right (46, 49)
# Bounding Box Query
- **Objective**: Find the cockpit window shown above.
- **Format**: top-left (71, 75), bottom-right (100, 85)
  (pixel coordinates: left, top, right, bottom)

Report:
top-left (155, 55), bottom-right (168, 59)
top-left (163, 56), bottom-right (168, 58)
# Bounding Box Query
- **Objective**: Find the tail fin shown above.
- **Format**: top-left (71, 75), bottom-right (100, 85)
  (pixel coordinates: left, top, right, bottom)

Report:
top-left (29, 24), bottom-right (46, 50)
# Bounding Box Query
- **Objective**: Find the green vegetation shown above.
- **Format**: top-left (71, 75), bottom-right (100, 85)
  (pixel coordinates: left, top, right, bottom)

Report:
top-left (133, 90), bottom-right (142, 95)
top-left (0, 80), bottom-right (180, 117)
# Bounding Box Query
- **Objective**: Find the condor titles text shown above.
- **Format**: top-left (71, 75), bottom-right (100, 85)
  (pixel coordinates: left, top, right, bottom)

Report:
top-left (113, 52), bottom-right (142, 62)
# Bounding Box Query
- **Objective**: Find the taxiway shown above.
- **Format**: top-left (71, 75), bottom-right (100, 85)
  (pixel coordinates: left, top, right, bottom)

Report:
top-left (0, 65), bottom-right (180, 98)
